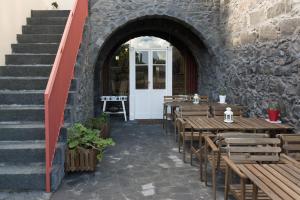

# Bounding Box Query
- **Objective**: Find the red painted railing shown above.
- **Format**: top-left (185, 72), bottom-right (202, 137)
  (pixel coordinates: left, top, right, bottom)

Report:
top-left (44, 0), bottom-right (88, 192)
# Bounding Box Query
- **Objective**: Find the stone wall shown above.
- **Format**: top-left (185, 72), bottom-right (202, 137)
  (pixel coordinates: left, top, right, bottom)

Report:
top-left (73, 0), bottom-right (300, 129)
top-left (220, 0), bottom-right (300, 128)
top-left (73, 0), bottom-right (222, 122)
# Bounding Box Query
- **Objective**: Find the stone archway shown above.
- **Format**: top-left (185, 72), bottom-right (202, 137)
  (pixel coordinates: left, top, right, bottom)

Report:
top-left (73, 0), bottom-right (222, 121)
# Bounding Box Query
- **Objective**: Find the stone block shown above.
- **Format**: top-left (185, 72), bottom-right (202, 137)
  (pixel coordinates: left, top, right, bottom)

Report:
top-left (279, 18), bottom-right (300, 36)
top-left (232, 36), bottom-right (241, 46)
top-left (259, 25), bottom-right (278, 41)
top-left (267, 3), bottom-right (286, 18)
top-left (240, 31), bottom-right (257, 44)
top-left (249, 10), bottom-right (266, 26)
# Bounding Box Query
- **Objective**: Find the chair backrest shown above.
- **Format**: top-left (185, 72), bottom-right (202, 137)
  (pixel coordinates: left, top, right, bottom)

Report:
top-left (200, 96), bottom-right (209, 103)
top-left (164, 95), bottom-right (189, 102)
top-left (179, 104), bottom-right (210, 117)
top-left (225, 138), bottom-right (281, 163)
top-left (216, 132), bottom-right (269, 150)
top-left (212, 105), bottom-right (244, 117)
top-left (277, 134), bottom-right (300, 161)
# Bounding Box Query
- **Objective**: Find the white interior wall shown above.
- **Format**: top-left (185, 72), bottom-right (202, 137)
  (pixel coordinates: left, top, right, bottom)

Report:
top-left (0, 0), bottom-right (74, 65)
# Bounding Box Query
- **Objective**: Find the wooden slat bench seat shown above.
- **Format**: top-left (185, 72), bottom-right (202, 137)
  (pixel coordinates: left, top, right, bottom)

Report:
top-left (223, 138), bottom-right (288, 200)
top-left (204, 133), bottom-right (269, 200)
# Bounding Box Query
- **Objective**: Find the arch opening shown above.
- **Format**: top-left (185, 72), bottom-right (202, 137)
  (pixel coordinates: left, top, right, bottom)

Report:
top-left (93, 15), bottom-right (217, 117)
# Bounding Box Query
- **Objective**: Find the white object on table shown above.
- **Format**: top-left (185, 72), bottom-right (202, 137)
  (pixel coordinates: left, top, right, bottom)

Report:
top-left (101, 96), bottom-right (127, 121)
top-left (265, 119), bottom-right (282, 124)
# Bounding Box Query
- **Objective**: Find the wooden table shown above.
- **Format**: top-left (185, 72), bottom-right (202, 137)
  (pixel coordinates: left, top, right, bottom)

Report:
top-left (185, 116), bottom-right (293, 179)
top-left (186, 116), bottom-right (293, 133)
top-left (237, 163), bottom-right (300, 200)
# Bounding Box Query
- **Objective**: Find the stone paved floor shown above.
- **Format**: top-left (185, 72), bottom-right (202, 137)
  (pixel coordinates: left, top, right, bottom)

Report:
top-left (51, 120), bottom-right (226, 200)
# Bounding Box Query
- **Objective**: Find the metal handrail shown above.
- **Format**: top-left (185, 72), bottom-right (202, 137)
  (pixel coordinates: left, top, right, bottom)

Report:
top-left (44, 0), bottom-right (88, 192)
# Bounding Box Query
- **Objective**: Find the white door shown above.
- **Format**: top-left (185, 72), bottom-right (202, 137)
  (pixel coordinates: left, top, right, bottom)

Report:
top-left (129, 47), bottom-right (172, 120)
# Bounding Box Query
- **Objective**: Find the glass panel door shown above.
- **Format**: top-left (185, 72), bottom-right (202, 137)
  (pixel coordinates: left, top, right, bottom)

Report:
top-left (135, 51), bottom-right (149, 89)
top-left (152, 51), bottom-right (166, 89)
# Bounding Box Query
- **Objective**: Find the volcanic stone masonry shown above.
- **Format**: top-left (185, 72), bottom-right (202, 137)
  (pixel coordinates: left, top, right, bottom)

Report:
top-left (73, 0), bottom-right (300, 130)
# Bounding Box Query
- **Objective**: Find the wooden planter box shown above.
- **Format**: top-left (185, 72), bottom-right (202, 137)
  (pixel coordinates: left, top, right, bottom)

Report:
top-left (65, 148), bottom-right (98, 172)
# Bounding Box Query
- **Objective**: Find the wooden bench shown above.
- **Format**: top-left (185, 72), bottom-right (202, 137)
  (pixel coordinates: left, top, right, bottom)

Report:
top-left (277, 133), bottom-right (300, 161)
top-left (203, 133), bottom-right (270, 200)
top-left (223, 138), bottom-right (282, 200)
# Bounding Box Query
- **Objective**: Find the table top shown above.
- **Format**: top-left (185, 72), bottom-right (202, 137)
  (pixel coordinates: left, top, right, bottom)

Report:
top-left (237, 163), bottom-right (300, 200)
top-left (163, 101), bottom-right (200, 107)
top-left (185, 116), bottom-right (293, 132)
top-left (163, 101), bottom-right (237, 107)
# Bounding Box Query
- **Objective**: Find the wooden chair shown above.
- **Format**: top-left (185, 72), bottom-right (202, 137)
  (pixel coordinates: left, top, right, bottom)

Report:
top-left (163, 95), bottom-right (190, 131)
top-left (200, 95), bottom-right (209, 103)
top-left (211, 105), bottom-right (244, 117)
top-left (277, 133), bottom-right (300, 161)
top-left (174, 105), bottom-right (210, 165)
top-left (174, 104), bottom-right (210, 139)
top-left (223, 138), bottom-right (283, 200)
top-left (176, 118), bottom-right (213, 163)
top-left (203, 132), bottom-right (269, 200)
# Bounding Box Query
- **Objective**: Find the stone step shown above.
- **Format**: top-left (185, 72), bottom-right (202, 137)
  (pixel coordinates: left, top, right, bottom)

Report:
top-left (0, 77), bottom-right (48, 90)
top-left (22, 25), bottom-right (65, 34)
top-left (17, 34), bottom-right (62, 43)
top-left (0, 162), bottom-right (63, 190)
top-left (0, 65), bottom-right (52, 77)
top-left (0, 141), bottom-right (65, 164)
top-left (27, 17), bottom-right (68, 25)
top-left (0, 105), bottom-right (72, 122)
top-left (12, 43), bottom-right (59, 54)
top-left (0, 90), bottom-right (75, 105)
top-left (5, 54), bottom-right (56, 65)
top-left (0, 121), bottom-right (68, 141)
top-left (0, 77), bottom-right (76, 90)
top-left (31, 10), bottom-right (70, 18)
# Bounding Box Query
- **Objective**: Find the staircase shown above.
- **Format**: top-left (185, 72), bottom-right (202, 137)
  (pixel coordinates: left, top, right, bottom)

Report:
top-left (0, 10), bottom-right (73, 191)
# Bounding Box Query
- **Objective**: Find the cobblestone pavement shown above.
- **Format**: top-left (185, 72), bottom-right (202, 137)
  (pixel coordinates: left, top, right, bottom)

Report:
top-left (51, 120), bottom-right (225, 200)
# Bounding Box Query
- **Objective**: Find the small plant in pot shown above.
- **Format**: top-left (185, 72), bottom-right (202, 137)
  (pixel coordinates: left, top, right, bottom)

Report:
top-left (65, 123), bottom-right (115, 172)
top-left (51, 2), bottom-right (59, 9)
top-left (85, 113), bottom-right (110, 139)
top-left (219, 87), bottom-right (226, 104)
top-left (268, 101), bottom-right (280, 121)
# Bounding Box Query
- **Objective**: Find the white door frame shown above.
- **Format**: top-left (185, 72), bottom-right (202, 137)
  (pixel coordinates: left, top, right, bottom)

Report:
top-left (129, 47), bottom-right (173, 120)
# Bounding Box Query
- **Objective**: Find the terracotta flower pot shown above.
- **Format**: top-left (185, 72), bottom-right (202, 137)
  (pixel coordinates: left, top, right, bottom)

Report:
top-left (268, 109), bottom-right (280, 121)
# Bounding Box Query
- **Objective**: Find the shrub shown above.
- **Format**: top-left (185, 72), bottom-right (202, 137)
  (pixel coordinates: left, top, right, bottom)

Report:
top-left (67, 123), bottom-right (115, 160)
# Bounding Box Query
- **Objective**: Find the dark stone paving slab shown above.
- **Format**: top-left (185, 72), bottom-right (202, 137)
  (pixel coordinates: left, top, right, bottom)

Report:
top-left (51, 120), bottom-right (226, 200)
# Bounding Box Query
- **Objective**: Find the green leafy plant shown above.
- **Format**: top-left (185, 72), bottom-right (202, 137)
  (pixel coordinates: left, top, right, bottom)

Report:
top-left (85, 113), bottom-right (108, 131)
top-left (67, 123), bottom-right (115, 160)
top-left (51, 2), bottom-right (58, 8)
top-left (268, 101), bottom-right (280, 111)
top-left (219, 87), bottom-right (226, 96)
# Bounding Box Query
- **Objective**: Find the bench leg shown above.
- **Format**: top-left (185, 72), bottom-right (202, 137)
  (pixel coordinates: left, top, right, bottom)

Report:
top-left (121, 101), bottom-right (127, 121)
top-left (102, 101), bottom-right (107, 112)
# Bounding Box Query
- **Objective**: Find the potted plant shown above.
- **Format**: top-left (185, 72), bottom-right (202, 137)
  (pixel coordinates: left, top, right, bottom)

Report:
top-left (85, 113), bottom-right (110, 139)
top-left (268, 101), bottom-right (280, 121)
top-left (65, 123), bottom-right (115, 172)
top-left (51, 2), bottom-right (59, 9)
top-left (219, 87), bottom-right (226, 104)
